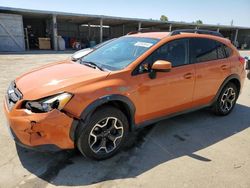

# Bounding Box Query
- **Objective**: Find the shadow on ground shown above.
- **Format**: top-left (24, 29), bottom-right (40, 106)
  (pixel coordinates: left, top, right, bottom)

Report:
top-left (16, 104), bottom-right (250, 186)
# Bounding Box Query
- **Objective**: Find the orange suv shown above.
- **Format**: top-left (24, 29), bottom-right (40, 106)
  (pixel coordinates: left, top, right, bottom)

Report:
top-left (3, 29), bottom-right (246, 160)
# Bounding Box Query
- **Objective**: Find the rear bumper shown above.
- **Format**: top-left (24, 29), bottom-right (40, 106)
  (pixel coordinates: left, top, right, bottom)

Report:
top-left (3, 97), bottom-right (75, 151)
top-left (247, 71), bottom-right (250, 80)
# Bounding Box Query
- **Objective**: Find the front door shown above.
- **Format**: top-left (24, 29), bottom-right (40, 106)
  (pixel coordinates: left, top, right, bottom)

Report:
top-left (132, 38), bottom-right (195, 123)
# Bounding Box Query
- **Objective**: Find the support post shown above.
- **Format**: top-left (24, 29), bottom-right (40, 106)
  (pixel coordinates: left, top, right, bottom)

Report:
top-left (109, 26), bottom-right (112, 38)
top-left (52, 14), bottom-right (58, 51)
top-left (100, 19), bottom-right (103, 43)
top-left (122, 24), bottom-right (125, 35)
top-left (217, 28), bottom-right (220, 32)
top-left (24, 28), bottom-right (29, 50)
top-left (138, 22), bottom-right (142, 31)
top-left (169, 24), bottom-right (172, 32)
top-left (234, 29), bottom-right (239, 43)
top-left (88, 23), bottom-right (91, 40)
top-left (77, 24), bottom-right (80, 39)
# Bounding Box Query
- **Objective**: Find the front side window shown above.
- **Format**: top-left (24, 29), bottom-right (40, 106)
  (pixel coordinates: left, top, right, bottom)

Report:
top-left (153, 39), bottom-right (189, 67)
top-left (81, 37), bottom-right (159, 71)
top-left (135, 39), bottom-right (189, 74)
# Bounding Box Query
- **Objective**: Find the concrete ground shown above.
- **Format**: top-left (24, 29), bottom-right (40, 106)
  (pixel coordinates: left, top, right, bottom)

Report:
top-left (0, 51), bottom-right (250, 188)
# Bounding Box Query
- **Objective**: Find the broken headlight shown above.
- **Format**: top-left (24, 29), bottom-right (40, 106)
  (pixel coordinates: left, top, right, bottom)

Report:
top-left (24, 93), bottom-right (72, 113)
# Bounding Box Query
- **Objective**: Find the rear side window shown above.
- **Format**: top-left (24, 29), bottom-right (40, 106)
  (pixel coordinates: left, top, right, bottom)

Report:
top-left (190, 38), bottom-right (217, 63)
top-left (190, 38), bottom-right (232, 63)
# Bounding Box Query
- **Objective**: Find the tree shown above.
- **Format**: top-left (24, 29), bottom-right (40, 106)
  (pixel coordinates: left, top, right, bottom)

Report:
top-left (195, 20), bottom-right (203, 25)
top-left (160, 15), bottom-right (168, 22)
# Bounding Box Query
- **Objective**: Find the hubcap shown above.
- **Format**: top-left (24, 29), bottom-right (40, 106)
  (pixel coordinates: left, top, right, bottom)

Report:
top-left (88, 117), bottom-right (124, 154)
top-left (220, 87), bottom-right (236, 113)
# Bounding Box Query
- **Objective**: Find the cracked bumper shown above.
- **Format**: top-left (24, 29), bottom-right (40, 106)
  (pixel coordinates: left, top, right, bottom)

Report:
top-left (3, 98), bottom-right (75, 151)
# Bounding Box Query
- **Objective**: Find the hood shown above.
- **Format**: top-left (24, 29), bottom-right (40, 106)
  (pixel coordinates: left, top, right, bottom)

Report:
top-left (15, 60), bottom-right (109, 100)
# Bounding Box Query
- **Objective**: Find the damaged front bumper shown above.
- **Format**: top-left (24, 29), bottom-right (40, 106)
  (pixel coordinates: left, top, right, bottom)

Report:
top-left (3, 97), bottom-right (75, 151)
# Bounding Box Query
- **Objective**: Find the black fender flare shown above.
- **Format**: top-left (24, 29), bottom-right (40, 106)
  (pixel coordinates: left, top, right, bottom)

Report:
top-left (71, 94), bottom-right (136, 141)
top-left (211, 74), bottom-right (241, 105)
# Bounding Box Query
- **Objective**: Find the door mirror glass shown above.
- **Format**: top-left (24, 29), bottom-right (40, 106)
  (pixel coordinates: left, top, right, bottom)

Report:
top-left (152, 60), bottom-right (172, 72)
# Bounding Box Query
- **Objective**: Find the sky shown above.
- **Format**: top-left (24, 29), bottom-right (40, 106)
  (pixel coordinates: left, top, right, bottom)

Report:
top-left (0, 0), bottom-right (250, 27)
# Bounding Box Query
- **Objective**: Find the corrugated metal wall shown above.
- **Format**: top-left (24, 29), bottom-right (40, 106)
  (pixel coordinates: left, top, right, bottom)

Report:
top-left (0, 13), bottom-right (25, 52)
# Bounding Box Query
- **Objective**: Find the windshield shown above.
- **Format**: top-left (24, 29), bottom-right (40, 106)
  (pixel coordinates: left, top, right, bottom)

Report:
top-left (93, 38), bottom-right (115, 49)
top-left (81, 37), bottom-right (159, 71)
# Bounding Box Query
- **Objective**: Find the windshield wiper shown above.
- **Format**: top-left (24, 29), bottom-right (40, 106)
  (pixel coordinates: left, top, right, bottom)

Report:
top-left (81, 61), bottom-right (104, 71)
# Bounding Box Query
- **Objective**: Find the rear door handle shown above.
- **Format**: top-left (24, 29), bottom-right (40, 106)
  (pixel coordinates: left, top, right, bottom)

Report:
top-left (183, 73), bottom-right (193, 79)
top-left (221, 65), bottom-right (228, 70)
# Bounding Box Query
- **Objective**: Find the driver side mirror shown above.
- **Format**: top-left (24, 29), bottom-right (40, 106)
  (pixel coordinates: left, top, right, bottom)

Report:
top-left (149, 60), bottom-right (172, 79)
top-left (152, 60), bottom-right (172, 72)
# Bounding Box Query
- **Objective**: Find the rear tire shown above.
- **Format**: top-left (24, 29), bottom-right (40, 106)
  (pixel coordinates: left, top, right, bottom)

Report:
top-left (212, 82), bottom-right (239, 116)
top-left (77, 106), bottom-right (129, 160)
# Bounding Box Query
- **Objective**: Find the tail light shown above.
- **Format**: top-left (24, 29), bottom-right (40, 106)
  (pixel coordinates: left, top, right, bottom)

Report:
top-left (239, 56), bottom-right (245, 64)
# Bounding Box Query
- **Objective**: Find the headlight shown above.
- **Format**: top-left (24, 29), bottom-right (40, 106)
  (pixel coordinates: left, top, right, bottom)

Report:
top-left (24, 93), bottom-right (72, 113)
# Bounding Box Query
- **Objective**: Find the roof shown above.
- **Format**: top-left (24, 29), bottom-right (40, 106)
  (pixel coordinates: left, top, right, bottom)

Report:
top-left (127, 32), bottom-right (170, 39)
top-left (127, 32), bottom-right (232, 45)
top-left (0, 6), bottom-right (250, 30)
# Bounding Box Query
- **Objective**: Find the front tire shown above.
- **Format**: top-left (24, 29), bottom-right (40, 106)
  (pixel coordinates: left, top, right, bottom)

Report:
top-left (77, 106), bottom-right (129, 160)
top-left (212, 82), bottom-right (239, 116)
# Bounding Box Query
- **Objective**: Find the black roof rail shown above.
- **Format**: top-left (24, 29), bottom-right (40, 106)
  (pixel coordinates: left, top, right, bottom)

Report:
top-left (170, 29), bottom-right (224, 38)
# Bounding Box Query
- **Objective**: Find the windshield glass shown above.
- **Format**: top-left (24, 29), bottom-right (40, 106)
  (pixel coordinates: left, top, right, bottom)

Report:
top-left (81, 37), bottom-right (159, 71)
top-left (93, 38), bottom-right (115, 49)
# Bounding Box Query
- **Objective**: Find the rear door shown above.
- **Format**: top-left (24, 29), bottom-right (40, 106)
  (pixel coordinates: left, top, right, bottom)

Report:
top-left (190, 38), bottom-right (230, 107)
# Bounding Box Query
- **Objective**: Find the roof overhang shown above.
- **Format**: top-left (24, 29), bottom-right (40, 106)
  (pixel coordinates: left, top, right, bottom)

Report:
top-left (0, 6), bottom-right (250, 30)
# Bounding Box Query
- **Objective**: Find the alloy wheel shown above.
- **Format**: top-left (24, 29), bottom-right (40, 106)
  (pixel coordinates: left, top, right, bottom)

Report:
top-left (220, 87), bottom-right (236, 113)
top-left (88, 117), bottom-right (124, 154)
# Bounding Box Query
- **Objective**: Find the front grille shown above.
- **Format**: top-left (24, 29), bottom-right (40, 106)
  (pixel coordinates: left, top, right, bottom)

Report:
top-left (6, 81), bottom-right (23, 110)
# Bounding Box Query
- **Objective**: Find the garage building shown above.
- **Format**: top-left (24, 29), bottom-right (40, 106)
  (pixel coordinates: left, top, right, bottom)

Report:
top-left (0, 6), bottom-right (250, 52)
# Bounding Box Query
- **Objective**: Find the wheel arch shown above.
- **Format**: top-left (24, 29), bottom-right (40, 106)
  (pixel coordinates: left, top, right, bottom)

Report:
top-left (212, 74), bottom-right (241, 104)
top-left (72, 95), bottom-right (136, 141)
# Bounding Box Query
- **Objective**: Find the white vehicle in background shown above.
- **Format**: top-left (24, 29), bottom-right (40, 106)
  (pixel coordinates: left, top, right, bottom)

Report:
top-left (71, 39), bottom-right (115, 61)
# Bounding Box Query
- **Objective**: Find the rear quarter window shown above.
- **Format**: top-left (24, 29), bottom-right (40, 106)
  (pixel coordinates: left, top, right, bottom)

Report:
top-left (224, 45), bottom-right (233, 57)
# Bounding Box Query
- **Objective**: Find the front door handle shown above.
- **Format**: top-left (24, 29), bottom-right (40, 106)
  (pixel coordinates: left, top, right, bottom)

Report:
top-left (183, 73), bottom-right (193, 79)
